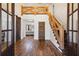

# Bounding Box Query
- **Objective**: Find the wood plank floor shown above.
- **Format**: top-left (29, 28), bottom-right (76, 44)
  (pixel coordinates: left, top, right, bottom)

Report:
top-left (64, 42), bottom-right (77, 56)
top-left (15, 36), bottom-right (62, 56)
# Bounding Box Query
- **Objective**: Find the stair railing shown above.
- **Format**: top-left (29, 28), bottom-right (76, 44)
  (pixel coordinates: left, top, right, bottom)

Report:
top-left (48, 12), bottom-right (64, 50)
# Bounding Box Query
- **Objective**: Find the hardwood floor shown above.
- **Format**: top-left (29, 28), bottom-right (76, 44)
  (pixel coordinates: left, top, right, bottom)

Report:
top-left (64, 42), bottom-right (77, 56)
top-left (15, 36), bottom-right (62, 56)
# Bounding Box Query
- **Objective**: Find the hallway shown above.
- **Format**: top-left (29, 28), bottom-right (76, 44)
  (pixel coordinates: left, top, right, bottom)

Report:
top-left (15, 36), bottom-right (62, 56)
top-left (0, 3), bottom-right (79, 56)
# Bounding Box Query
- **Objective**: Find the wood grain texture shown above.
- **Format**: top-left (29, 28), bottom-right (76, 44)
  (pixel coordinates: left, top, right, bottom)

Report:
top-left (39, 22), bottom-right (45, 41)
top-left (16, 16), bottom-right (21, 40)
top-left (15, 36), bottom-right (62, 56)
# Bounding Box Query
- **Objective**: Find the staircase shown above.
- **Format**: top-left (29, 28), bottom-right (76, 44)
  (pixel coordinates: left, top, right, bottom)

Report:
top-left (20, 6), bottom-right (64, 52)
top-left (48, 12), bottom-right (64, 51)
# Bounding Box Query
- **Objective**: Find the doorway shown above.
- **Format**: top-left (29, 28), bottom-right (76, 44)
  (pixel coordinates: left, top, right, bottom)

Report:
top-left (39, 22), bottom-right (45, 41)
top-left (16, 16), bottom-right (21, 41)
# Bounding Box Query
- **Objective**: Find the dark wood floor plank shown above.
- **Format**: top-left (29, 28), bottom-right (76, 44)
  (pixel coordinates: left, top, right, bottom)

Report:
top-left (15, 36), bottom-right (62, 56)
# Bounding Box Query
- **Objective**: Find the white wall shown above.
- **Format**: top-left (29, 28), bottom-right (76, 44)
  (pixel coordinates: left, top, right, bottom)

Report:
top-left (15, 3), bottom-right (21, 17)
top-left (21, 14), bottom-right (60, 50)
top-left (21, 18), bottom-right (26, 39)
top-left (53, 3), bottom-right (67, 29)
top-left (34, 15), bottom-right (51, 40)
top-left (21, 15), bottom-right (34, 39)
top-left (21, 15), bottom-right (51, 40)
top-left (53, 3), bottom-right (78, 43)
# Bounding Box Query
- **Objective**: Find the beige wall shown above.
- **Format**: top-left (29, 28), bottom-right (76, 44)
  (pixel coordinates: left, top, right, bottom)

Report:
top-left (53, 3), bottom-right (78, 43)
top-left (53, 3), bottom-right (67, 29)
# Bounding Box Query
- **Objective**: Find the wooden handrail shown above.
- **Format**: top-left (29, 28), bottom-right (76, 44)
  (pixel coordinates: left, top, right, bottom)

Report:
top-left (53, 16), bottom-right (61, 25)
top-left (48, 12), bottom-right (64, 50)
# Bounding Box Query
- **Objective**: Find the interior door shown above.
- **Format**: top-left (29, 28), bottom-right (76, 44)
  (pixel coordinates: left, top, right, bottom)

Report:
top-left (16, 16), bottom-right (21, 40)
top-left (39, 22), bottom-right (45, 41)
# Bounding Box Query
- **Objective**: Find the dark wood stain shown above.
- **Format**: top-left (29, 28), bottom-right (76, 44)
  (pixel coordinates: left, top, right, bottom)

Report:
top-left (15, 36), bottom-right (62, 56)
top-left (39, 22), bottom-right (45, 41)
top-left (11, 3), bottom-right (15, 55)
top-left (64, 42), bottom-right (77, 56)
top-left (67, 3), bottom-right (79, 56)
top-left (77, 3), bottom-right (79, 55)
top-left (16, 16), bottom-right (21, 40)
